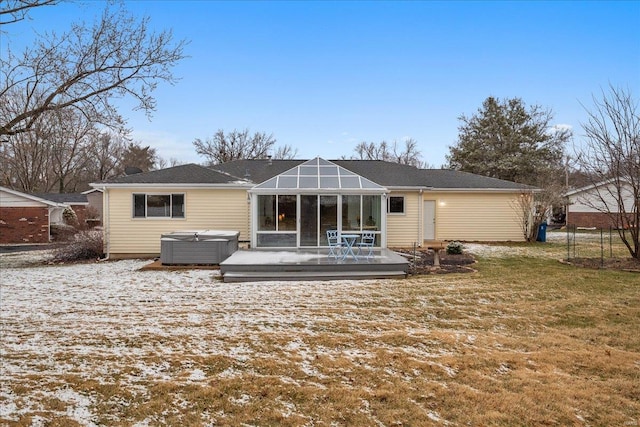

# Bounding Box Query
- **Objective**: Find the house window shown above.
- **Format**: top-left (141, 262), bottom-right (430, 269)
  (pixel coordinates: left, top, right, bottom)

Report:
top-left (258, 195), bottom-right (276, 230)
top-left (257, 195), bottom-right (297, 231)
top-left (362, 195), bottom-right (381, 230)
top-left (388, 196), bottom-right (405, 214)
top-left (342, 195), bottom-right (361, 231)
top-left (133, 193), bottom-right (185, 218)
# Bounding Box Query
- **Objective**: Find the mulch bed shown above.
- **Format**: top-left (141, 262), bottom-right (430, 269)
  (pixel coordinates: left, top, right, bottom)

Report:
top-left (395, 249), bottom-right (477, 275)
top-left (560, 257), bottom-right (640, 273)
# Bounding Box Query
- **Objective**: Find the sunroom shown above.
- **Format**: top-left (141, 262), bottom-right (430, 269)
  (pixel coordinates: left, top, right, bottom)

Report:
top-left (249, 158), bottom-right (388, 249)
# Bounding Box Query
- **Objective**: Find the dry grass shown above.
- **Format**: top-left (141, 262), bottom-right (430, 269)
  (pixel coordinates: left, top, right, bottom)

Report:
top-left (1, 232), bottom-right (639, 426)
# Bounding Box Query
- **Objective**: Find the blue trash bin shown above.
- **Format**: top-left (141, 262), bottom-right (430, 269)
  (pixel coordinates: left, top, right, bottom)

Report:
top-left (536, 221), bottom-right (547, 242)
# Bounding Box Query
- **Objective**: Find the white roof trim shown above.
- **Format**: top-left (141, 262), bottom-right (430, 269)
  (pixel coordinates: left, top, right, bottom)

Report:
top-left (565, 177), bottom-right (633, 197)
top-left (385, 185), bottom-right (538, 193)
top-left (82, 188), bottom-right (104, 194)
top-left (90, 183), bottom-right (254, 189)
top-left (0, 186), bottom-right (68, 207)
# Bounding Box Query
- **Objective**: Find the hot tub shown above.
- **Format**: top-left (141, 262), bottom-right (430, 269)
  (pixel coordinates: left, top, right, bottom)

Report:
top-left (160, 230), bottom-right (239, 265)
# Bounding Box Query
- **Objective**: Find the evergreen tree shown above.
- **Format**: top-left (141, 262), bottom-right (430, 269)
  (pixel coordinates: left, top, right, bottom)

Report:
top-left (446, 97), bottom-right (569, 186)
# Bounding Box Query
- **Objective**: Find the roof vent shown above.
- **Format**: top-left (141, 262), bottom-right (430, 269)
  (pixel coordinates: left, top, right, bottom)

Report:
top-left (124, 166), bottom-right (143, 175)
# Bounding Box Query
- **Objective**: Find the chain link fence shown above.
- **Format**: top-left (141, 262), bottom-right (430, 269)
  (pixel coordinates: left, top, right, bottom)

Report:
top-left (563, 225), bottom-right (628, 266)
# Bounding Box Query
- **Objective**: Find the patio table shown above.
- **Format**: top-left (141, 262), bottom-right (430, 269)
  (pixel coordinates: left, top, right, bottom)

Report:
top-left (340, 234), bottom-right (359, 260)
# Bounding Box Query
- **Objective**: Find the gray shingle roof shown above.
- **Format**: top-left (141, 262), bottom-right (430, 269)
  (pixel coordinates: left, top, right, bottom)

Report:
top-left (214, 159), bottom-right (535, 190)
top-left (33, 193), bottom-right (88, 204)
top-left (96, 163), bottom-right (245, 185)
top-left (213, 160), bottom-right (304, 184)
top-left (94, 159), bottom-right (535, 190)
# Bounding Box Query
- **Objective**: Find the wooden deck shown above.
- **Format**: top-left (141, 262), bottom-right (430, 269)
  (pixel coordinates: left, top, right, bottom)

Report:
top-left (220, 248), bottom-right (410, 282)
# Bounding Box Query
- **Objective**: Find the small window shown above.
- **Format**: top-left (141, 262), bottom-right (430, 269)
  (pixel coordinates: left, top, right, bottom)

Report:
top-left (133, 193), bottom-right (185, 218)
top-left (388, 196), bottom-right (405, 214)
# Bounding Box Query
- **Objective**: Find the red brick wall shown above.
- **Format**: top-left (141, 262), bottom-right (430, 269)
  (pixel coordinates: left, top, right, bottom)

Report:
top-left (0, 207), bottom-right (50, 244)
top-left (568, 212), bottom-right (635, 229)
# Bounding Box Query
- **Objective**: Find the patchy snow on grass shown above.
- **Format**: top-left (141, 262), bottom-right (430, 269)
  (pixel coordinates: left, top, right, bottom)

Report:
top-left (2, 237), bottom-right (636, 425)
top-left (1, 252), bottom-right (427, 424)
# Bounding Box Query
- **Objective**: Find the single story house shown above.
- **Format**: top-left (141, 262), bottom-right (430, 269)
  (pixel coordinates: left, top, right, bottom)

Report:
top-left (0, 186), bottom-right (68, 244)
top-left (566, 179), bottom-right (638, 229)
top-left (91, 158), bottom-right (535, 259)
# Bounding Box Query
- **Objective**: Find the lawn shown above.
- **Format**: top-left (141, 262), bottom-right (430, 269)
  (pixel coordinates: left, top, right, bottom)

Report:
top-left (1, 233), bottom-right (639, 426)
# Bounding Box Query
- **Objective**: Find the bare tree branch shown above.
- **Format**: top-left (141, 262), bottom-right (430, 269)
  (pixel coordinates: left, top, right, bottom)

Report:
top-left (0, 3), bottom-right (187, 136)
top-left (272, 144), bottom-right (298, 160)
top-left (573, 85), bottom-right (640, 258)
top-left (0, 0), bottom-right (60, 25)
top-left (193, 129), bottom-right (278, 165)
top-left (351, 139), bottom-right (425, 167)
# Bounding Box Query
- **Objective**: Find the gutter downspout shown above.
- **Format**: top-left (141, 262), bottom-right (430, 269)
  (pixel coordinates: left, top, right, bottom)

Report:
top-left (418, 189), bottom-right (423, 247)
top-left (99, 186), bottom-right (110, 261)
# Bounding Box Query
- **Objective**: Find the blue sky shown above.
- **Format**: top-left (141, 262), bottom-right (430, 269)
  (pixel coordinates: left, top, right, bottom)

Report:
top-left (6, 0), bottom-right (640, 167)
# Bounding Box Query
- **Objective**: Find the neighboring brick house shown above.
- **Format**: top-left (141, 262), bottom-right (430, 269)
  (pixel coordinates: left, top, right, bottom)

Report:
top-left (566, 179), bottom-right (637, 229)
top-left (0, 186), bottom-right (68, 244)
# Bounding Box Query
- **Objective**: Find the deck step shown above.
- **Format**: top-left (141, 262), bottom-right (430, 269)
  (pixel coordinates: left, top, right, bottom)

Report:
top-left (222, 270), bottom-right (407, 283)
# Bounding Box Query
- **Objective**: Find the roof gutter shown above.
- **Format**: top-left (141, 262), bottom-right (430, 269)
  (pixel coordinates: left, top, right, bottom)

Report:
top-left (385, 185), bottom-right (537, 193)
top-left (89, 182), bottom-right (254, 189)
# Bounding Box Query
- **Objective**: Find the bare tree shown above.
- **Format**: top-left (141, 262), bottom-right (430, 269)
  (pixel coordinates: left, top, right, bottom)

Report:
top-left (573, 86), bottom-right (639, 259)
top-left (0, 106), bottom-right (113, 192)
top-left (84, 131), bottom-right (128, 182)
top-left (193, 129), bottom-right (278, 165)
top-left (47, 108), bottom-right (95, 192)
top-left (511, 182), bottom-right (565, 242)
top-left (0, 0), bottom-right (59, 25)
top-left (351, 138), bottom-right (425, 167)
top-left (272, 144), bottom-right (298, 160)
top-left (0, 2), bottom-right (187, 137)
top-left (155, 156), bottom-right (184, 170)
top-left (0, 120), bottom-right (52, 192)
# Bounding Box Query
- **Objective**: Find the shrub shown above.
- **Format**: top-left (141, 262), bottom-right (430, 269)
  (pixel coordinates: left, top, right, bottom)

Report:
top-left (62, 206), bottom-right (78, 226)
top-left (446, 241), bottom-right (464, 255)
top-left (52, 229), bottom-right (104, 262)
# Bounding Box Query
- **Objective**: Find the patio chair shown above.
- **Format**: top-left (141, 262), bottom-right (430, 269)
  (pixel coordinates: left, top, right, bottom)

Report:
top-left (356, 231), bottom-right (376, 259)
top-left (326, 229), bottom-right (341, 259)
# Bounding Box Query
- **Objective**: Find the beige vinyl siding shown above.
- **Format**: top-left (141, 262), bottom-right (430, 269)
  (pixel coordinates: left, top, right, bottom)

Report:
top-left (386, 192), bottom-right (421, 247)
top-left (106, 188), bottom-right (249, 257)
top-left (433, 191), bottom-right (523, 241)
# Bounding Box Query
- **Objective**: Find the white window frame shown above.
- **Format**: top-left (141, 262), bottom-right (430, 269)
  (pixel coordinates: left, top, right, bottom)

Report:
top-left (387, 195), bottom-right (405, 215)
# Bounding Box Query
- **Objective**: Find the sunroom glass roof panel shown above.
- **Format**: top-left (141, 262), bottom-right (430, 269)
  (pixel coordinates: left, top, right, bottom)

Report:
top-left (340, 176), bottom-right (361, 188)
top-left (278, 176), bottom-right (298, 188)
top-left (299, 176), bottom-right (318, 188)
top-left (251, 157), bottom-right (386, 191)
top-left (319, 166), bottom-right (338, 176)
top-left (299, 165), bottom-right (317, 175)
top-left (320, 176), bottom-right (340, 188)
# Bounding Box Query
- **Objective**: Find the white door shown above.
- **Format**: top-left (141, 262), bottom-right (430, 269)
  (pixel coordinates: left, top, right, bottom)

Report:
top-left (423, 200), bottom-right (435, 240)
